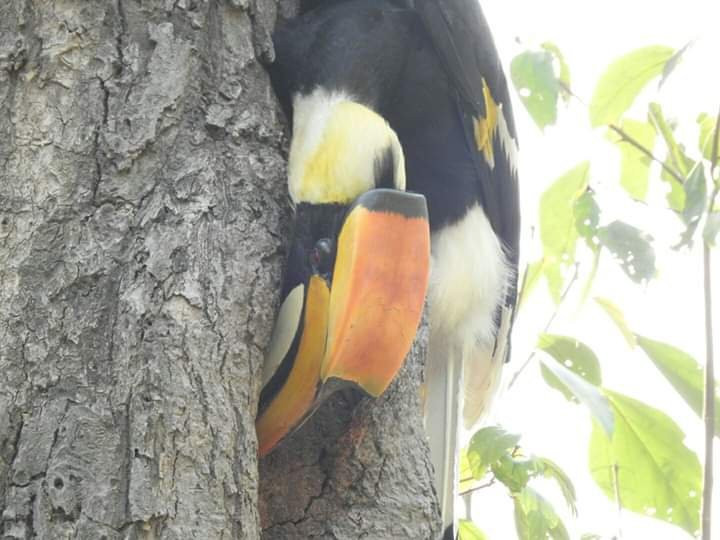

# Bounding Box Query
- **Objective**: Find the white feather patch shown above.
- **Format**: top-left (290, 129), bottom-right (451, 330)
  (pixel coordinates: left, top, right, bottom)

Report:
top-left (288, 88), bottom-right (406, 204)
top-left (262, 284), bottom-right (304, 388)
top-left (496, 103), bottom-right (519, 178)
top-left (429, 204), bottom-right (510, 347)
top-left (427, 205), bottom-right (512, 432)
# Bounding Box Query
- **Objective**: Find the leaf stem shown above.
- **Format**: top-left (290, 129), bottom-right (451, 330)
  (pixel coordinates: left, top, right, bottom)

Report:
top-left (558, 81), bottom-right (686, 187)
top-left (608, 124), bottom-right (685, 187)
top-left (700, 106), bottom-right (720, 540)
top-left (459, 478), bottom-right (496, 497)
top-left (508, 262), bottom-right (580, 389)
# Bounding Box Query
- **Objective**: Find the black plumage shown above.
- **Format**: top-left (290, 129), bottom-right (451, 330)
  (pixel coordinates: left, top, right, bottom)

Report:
top-left (271, 0), bottom-right (519, 314)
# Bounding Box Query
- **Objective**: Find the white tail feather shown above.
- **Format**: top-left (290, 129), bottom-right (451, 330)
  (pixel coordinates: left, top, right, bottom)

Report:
top-left (462, 306), bottom-right (511, 430)
top-left (424, 333), bottom-right (462, 536)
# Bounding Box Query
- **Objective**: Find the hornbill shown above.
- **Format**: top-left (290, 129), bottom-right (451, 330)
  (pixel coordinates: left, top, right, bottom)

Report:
top-left (256, 0), bottom-right (520, 537)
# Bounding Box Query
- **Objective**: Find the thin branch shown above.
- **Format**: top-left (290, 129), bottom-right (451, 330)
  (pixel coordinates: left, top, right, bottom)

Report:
top-left (459, 478), bottom-right (496, 497)
top-left (701, 105), bottom-right (720, 540)
top-left (558, 81), bottom-right (687, 187)
top-left (508, 263), bottom-right (580, 389)
top-left (608, 124), bottom-right (686, 187)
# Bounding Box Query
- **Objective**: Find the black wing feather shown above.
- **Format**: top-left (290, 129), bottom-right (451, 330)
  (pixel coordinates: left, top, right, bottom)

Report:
top-left (416, 0), bottom-right (520, 310)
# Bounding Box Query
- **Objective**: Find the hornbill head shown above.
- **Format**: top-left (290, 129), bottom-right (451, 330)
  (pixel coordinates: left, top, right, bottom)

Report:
top-left (256, 93), bottom-right (431, 456)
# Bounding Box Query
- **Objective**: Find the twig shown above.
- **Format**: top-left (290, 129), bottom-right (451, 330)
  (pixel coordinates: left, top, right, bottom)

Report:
top-left (459, 478), bottom-right (496, 497)
top-left (558, 81), bottom-right (686, 187)
top-left (700, 106), bottom-right (720, 540)
top-left (608, 124), bottom-right (686, 187)
top-left (508, 262), bottom-right (580, 389)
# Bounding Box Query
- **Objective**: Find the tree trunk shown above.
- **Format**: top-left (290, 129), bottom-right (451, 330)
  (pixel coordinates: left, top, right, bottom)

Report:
top-left (258, 319), bottom-right (441, 539)
top-left (0, 1), bottom-right (440, 538)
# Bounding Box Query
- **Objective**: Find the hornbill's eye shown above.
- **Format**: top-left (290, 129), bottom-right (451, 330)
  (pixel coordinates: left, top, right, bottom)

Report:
top-left (310, 238), bottom-right (333, 274)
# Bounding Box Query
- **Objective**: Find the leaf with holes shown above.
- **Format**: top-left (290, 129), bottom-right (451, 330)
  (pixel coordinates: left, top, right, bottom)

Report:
top-left (574, 189), bottom-right (600, 245)
top-left (541, 42), bottom-right (571, 99)
top-left (538, 334), bottom-right (602, 404)
top-left (513, 487), bottom-right (570, 540)
top-left (511, 50), bottom-right (560, 130)
top-left (597, 221), bottom-right (656, 283)
top-left (589, 391), bottom-right (701, 535)
top-left (637, 335), bottom-right (720, 436)
top-left (539, 356), bottom-right (614, 436)
top-left (590, 46), bottom-right (675, 126)
top-left (675, 164), bottom-right (707, 248)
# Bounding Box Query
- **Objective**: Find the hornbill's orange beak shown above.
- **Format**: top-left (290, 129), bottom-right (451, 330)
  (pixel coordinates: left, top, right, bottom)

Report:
top-left (256, 189), bottom-right (430, 456)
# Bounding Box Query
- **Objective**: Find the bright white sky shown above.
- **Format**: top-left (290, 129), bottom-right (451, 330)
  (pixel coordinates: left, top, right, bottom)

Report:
top-left (470, 1), bottom-right (720, 538)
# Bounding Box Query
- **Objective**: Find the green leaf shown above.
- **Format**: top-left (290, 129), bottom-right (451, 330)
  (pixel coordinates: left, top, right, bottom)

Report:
top-left (662, 161), bottom-right (687, 212)
top-left (544, 260), bottom-right (564, 305)
top-left (518, 259), bottom-right (545, 311)
top-left (492, 452), bottom-right (534, 493)
top-left (538, 334), bottom-right (602, 403)
top-left (459, 448), bottom-right (475, 492)
top-left (659, 42), bottom-right (690, 87)
top-left (636, 335), bottom-right (720, 436)
top-left (590, 46), bottom-right (675, 127)
top-left (539, 356), bottom-right (614, 436)
top-left (541, 42), bottom-right (571, 99)
top-left (649, 102), bottom-right (693, 177)
top-left (513, 487), bottom-right (570, 540)
top-left (511, 50), bottom-right (560, 130)
top-left (589, 391), bottom-right (701, 535)
top-left (609, 119), bottom-right (656, 201)
top-left (698, 112), bottom-right (719, 162)
top-left (578, 247), bottom-right (601, 305)
top-left (467, 426), bottom-right (521, 479)
top-left (704, 211), bottom-right (720, 247)
top-left (594, 297), bottom-right (637, 347)
top-left (540, 162), bottom-right (591, 259)
top-left (573, 189), bottom-right (600, 244)
top-left (649, 103), bottom-right (694, 213)
top-left (597, 221), bottom-right (656, 283)
top-left (458, 520), bottom-right (488, 540)
top-left (675, 164), bottom-right (707, 248)
top-left (535, 457), bottom-right (578, 516)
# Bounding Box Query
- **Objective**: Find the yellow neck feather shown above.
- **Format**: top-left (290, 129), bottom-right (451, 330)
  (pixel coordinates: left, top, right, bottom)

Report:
top-left (288, 91), bottom-right (405, 204)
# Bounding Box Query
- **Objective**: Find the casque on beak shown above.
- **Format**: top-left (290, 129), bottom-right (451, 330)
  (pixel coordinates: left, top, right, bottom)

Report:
top-left (256, 189), bottom-right (430, 457)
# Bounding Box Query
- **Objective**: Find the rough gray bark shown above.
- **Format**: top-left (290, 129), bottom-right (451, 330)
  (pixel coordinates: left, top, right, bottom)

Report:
top-left (0, 0), bottom-right (286, 537)
top-left (0, 1), bottom-right (441, 538)
top-left (259, 319), bottom-right (441, 539)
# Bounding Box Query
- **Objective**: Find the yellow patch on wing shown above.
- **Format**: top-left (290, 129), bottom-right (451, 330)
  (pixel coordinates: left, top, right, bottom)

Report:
top-left (472, 79), bottom-right (499, 169)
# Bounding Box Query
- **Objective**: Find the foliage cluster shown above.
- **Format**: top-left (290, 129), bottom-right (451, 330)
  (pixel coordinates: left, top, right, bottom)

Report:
top-left (461, 42), bottom-right (719, 539)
